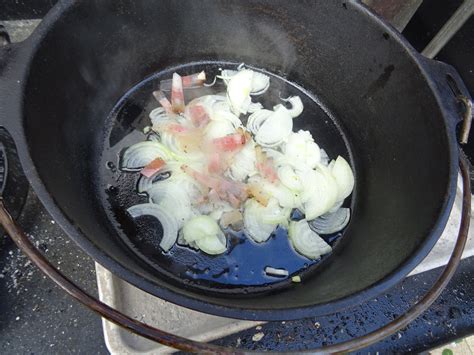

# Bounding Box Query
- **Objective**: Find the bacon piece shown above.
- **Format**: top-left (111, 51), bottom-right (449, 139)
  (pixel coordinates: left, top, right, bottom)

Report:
top-left (255, 146), bottom-right (278, 183)
top-left (188, 105), bottom-right (209, 127)
top-left (152, 90), bottom-right (173, 115)
top-left (212, 134), bottom-right (246, 152)
top-left (171, 73), bottom-right (185, 113)
top-left (140, 158), bottom-right (166, 178)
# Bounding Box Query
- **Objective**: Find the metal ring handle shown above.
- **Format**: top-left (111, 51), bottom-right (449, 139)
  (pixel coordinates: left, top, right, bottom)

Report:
top-left (0, 156), bottom-right (470, 353)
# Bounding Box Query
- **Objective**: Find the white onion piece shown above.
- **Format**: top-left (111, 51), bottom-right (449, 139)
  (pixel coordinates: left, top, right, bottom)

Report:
top-left (137, 161), bottom-right (182, 192)
top-left (331, 156), bottom-right (355, 201)
top-left (328, 199), bottom-right (344, 213)
top-left (261, 179), bottom-right (301, 208)
top-left (182, 215), bottom-right (219, 242)
top-left (309, 208), bottom-right (350, 235)
top-left (260, 198), bottom-right (291, 226)
top-left (182, 215), bottom-right (227, 255)
top-left (204, 120), bottom-right (236, 141)
top-left (210, 104), bottom-right (242, 128)
top-left (279, 96), bottom-right (304, 118)
top-left (137, 171), bottom-right (170, 193)
top-left (160, 131), bottom-right (204, 162)
top-left (250, 72), bottom-right (270, 95)
top-left (227, 141), bottom-right (257, 181)
top-left (264, 266), bottom-right (289, 277)
top-left (278, 165), bottom-right (303, 192)
top-left (121, 141), bottom-right (173, 170)
top-left (177, 229), bottom-right (198, 250)
top-left (149, 107), bottom-right (172, 127)
top-left (243, 199), bottom-right (277, 243)
top-left (247, 102), bottom-right (264, 113)
top-left (147, 181), bottom-right (193, 227)
top-left (227, 69), bottom-right (253, 115)
top-left (247, 109), bottom-right (273, 135)
top-left (195, 231), bottom-right (227, 255)
top-left (320, 148), bottom-right (330, 166)
top-left (252, 106), bottom-right (293, 147)
top-left (288, 219), bottom-right (332, 259)
top-left (218, 69), bottom-right (239, 85)
top-left (301, 166), bottom-right (338, 220)
top-left (127, 203), bottom-right (178, 252)
top-left (283, 130), bottom-right (321, 170)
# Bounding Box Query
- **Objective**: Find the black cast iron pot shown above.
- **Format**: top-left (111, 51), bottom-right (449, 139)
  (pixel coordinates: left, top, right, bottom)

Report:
top-left (0, 0), bottom-right (471, 322)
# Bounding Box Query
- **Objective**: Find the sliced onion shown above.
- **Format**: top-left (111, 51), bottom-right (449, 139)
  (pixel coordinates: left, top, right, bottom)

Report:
top-left (182, 215), bottom-right (227, 255)
top-left (149, 107), bottom-right (172, 127)
top-left (127, 203), bottom-right (178, 252)
top-left (250, 72), bottom-right (270, 95)
top-left (328, 199), bottom-right (344, 213)
top-left (195, 231), bottom-right (227, 255)
top-left (243, 199), bottom-right (277, 243)
top-left (227, 140), bottom-right (257, 181)
top-left (320, 148), bottom-right (330, 166)
top-left (259, 179), bottom-right (301, 209)
top-left (137, 161), bottom-right (182, 193)
top-left (137, 171), bottom-right (171, 193)
top-left (283, 130), bottom-right (321, 170)
top-left (264, 266), bottom-right (289, 277)
top-left (309, 208), bottom-right (350, 235)
top-left (226, 69), bottom-right (253, 115)
top-left (256, 106), bottom-right (293, 147)
top-left (204, 120), bottom-right (236, 141)
top-left (247, 102), bottom-right (264, 113)
top-left (260, 198), bottom-right (291, 226)
top-left (301, 166), bottom-right (338, 220)
top-left (331, 156), bottom-right (355, 201)
top-left (218, 69), bottom-right (239, 85)
top-left (279, 96), bottom-right (303, 118)
top-left (278, 165), bottom-right (303, 192)
top-left (121, 141), bottom-right (173, 170)
top-left (147, 181), bottom-right (193, 227)
top-left (288, 219), bottom-right (332, 259)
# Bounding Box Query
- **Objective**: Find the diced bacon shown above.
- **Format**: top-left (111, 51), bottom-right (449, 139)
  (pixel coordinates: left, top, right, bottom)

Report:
top-left (188, 105), bottom-right (209, 127)
top-left (152, 90), bottom-right (173, 115)
top-left (159, 71), bottom-right (206, 91)
top-left (255, 146), bottom-right (278, 183)
top-left (181, 71), bottom-right (206, 87)
top-left (212, 134), bottom-right (246, 152)
top-left (208, 152), bottom-right (222, 174)
top-left (140, 158), bottom-right (166, 178)
top-left (167, 123), bottom-right (188, 133)
top-left (171, 73), bottom-right (185, 113)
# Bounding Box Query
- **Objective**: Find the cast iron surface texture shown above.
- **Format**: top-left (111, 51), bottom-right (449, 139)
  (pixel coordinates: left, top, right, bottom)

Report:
top-left (0, 0), bottom-right (466, 320)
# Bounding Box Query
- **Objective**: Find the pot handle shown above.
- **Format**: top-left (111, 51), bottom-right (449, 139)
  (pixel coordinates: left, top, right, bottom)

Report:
top-left (0, 155), bottom-right (470, 353)
top-left (421, 57), bottom-right (473, 144)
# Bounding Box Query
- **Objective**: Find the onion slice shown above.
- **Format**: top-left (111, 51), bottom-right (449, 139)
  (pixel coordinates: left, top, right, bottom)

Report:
top-left (243, 199), bottom-right (277, 243)
top-left (127, 203), bottom-right (178, 252)
top-left (264, 266), bottom-right (289, 277)
top-left (309, 207), bottom-right (350, 235)
top-left (288, 219), bottom-right (332, 259)
top-left (182, 215), bottom-right (227, 255)
top-left (121, 141), bottom-right (173, 170)
top-left (331, 156), bottom-right (355, 201)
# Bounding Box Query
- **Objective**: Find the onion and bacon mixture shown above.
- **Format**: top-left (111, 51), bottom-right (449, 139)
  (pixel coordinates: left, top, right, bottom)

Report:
top-left (120, 65), bottom-right (354, 260)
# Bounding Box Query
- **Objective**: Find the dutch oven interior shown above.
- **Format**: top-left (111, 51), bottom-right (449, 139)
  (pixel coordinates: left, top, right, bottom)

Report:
top-left (21, 0), bottom-right (451, 313)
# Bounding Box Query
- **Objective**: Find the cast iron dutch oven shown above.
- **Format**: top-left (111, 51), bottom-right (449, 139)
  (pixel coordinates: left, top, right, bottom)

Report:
top-left (0, 0), bottom-right (471, 327)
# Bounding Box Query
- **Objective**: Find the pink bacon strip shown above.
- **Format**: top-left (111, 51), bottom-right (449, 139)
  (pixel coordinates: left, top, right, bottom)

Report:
top-left (171, 73), bottom-right (185, 113)
top-left (152, 90), bottom-right (173, 115)
top-left (159, 71), bottom-right (206, 91)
